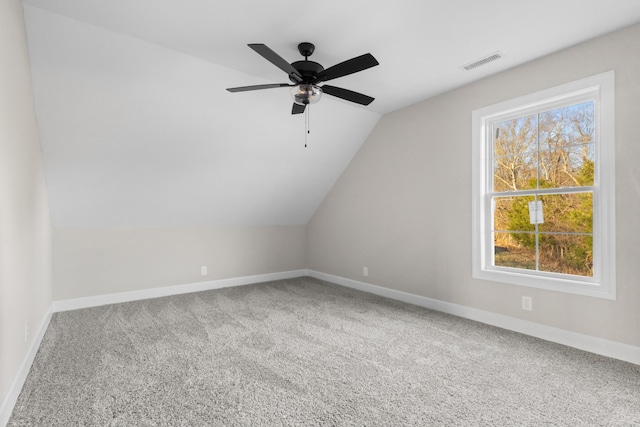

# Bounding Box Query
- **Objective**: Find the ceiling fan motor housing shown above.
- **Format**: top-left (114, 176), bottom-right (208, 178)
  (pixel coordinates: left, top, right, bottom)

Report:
top-left (289, 60), bottom-right (324, 84)
top-left (288, 42), bottom-right (324, 84)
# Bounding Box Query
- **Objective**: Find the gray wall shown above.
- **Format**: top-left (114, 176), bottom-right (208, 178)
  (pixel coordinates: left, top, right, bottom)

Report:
top-left (53, 225), bottom-right (306, 300)
top-left (0, 0), bottom-right (53, 404)
top-left (308, 24), bottom-right (640, 347)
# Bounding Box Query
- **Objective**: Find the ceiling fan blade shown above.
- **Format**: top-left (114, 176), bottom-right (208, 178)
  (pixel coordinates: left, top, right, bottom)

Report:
top-left (248, 44), bottom-right (303, 83)
top-left (321, 85), bottom-right (375, 106)
top-left (292, 103), bottom-right (306, 115)
top-left (316, 53), bottom-right (379, 82)
top-left (226, 83), bottom-right (293, 93)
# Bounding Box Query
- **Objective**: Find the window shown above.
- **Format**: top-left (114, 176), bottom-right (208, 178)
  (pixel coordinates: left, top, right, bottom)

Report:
top-left (472, 71), bottom-right (615, 299)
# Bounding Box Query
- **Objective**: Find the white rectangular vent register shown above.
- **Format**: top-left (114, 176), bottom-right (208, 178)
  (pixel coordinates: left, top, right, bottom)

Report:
top-left (462, 52), bottom-right (503, 71)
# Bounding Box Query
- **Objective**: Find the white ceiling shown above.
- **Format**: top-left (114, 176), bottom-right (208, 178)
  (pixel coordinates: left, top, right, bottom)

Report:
top-left (21, 0), bottom-right (640, 227)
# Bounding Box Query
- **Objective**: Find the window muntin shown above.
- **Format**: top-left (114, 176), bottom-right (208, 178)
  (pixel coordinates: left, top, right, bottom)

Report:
top-left (472, 71), bottom-right (615, 299)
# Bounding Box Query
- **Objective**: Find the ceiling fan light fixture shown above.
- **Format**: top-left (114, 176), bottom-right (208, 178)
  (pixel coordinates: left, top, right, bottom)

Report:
top-left (290, 84), bottom-right (322, 105)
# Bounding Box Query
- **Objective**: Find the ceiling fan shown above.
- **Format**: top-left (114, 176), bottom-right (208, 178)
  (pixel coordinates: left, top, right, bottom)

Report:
top-left (226, 42), bottom-right (379, 114)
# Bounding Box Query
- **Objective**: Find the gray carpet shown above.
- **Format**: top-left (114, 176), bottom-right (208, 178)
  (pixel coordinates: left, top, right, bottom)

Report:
top-left (9, 277), bottom-right (640, 426)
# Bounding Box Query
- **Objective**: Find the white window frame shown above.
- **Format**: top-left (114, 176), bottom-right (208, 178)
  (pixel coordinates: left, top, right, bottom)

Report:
top-left (472, 71), bottom-right (615, 299)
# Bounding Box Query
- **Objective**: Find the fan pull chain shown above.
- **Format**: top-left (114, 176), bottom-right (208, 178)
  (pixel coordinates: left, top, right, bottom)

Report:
top-left (304, 104), bottom-right (310, 148)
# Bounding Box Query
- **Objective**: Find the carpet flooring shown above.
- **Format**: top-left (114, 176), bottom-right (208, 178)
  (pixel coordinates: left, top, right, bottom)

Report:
top-left (8, 277), bottom-right (640, 426)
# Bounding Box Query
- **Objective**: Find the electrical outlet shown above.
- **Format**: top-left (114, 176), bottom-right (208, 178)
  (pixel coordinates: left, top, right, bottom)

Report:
top-left (363, 267), bottom-right (368, 277)
top-left (201, 266), bottom-right (208, 276)
top-left (24, 323), bottom-right (28, 342)
top-left (522, 296), bottom-right (533, 311)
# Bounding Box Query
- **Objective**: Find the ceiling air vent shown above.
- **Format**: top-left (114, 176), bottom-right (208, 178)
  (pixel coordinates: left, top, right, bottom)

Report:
top-left (461, 51), bottom-right (503, 71)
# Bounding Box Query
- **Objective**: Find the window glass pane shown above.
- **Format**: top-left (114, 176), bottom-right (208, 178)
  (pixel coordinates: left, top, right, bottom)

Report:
top-left (538, 192), bottom-right (593, 233)
top-left (538, 144), bottom-right (594, 188)
top-left (493, 196), bottom-right (535, 233)
top-left (493, 196), bottom-right (511, 232)
top-left (493, 152), bottom-right (538, 192)
top-left (537, 234), bottom-right (593, 277)
top-left (493, 232), bottom-right (536, 270)
top-left (493, 115), bottom-right (538, 192)
top-left (539, 101), bottom-right (594, 149)
top-left (493, 115), bottom-right (538, 156)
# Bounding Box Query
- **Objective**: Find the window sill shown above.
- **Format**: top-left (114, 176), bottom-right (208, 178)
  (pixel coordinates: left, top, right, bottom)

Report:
top-left (473, 267), bottom-right (615, 300)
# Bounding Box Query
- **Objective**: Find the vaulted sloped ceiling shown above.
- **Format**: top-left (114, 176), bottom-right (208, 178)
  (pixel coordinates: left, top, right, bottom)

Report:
top-left (21, 0), bottom-right (640, 227)
top-left (24, 7), bottom-right (381, 227)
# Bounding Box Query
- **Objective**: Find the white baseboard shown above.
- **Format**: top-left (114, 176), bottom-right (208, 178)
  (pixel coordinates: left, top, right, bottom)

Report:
top-left (308, 270), bottom-right (640, 366)
top-left (0, 310), bottom-right (52, 427)
top-left (52, 269), bottom-right (307, 313)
